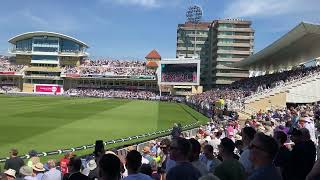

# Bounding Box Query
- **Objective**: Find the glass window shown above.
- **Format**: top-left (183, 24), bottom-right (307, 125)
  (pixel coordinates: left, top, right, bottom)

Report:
top-left (60, 39), bottom-right (80, 52)
top-left (16, 39), bottom-right (32, 51)
top-left (32, 55), bottom-right (58, 61)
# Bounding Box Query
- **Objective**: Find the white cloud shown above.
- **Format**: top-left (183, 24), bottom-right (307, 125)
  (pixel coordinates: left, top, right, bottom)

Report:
top-left (223, 0), bottom-right (320, 18)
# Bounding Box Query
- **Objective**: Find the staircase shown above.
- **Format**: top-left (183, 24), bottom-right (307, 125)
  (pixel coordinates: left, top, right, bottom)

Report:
top-left (242, 72), bottom-right (320, 115)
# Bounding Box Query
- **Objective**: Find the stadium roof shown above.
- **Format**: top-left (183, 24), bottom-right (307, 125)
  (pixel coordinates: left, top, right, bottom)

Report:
top-left (8, 31), bottom-right (89, 48)
top-left (232, 22), bottom-right (320, 70)
top-left (145, 49), bottom-right (161, 60)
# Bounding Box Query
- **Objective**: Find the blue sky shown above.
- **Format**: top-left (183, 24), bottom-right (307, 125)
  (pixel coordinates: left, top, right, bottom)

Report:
top-left (0, 0), bottom-right (319, 59)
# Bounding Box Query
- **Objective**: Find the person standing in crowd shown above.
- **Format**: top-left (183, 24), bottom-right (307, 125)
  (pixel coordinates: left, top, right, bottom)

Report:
top-left (188, 138), bottom-right (208, 176)
top-left (4, 148), bottom-right (25, 173)
top-left (166, 137), bottom-right (201, 180)
top-left (202, 144), bottom-right (221, 172)
top-left (63, 157), bottom-right (88, 180)
top-left (286, 128), bottom-right (316, 180)
top-left (247, 133), bottom-right (282, 180)
top-left (171, 123), bottom-right (182, 138)
top-left (306, 159), bottom-right (320, 180)
top-left (122, 150), bottom-right (152, 180)
top-left (42, 160), bottom-right (62, 180)
top-left (159, 138), bottom-right (176, 174)
top-left (27, 150), bottom-right (40, 168)
top-left (214, 137), bottom-right (245, 180)
top-left (98, 154), bottom-right (121, 180)
top-left (239, 127), bottom-right (256, 176)
top-left (273, 131), bottom-right (290, 180)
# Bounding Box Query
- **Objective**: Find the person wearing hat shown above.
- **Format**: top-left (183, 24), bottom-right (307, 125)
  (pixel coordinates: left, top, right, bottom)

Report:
top-left (4, 148), bottom-right (25, 173)
top-left (87, 159), bottom-right (98, 180)
top-left (4, 169), bottom-right (16, 180)
top-left (17, 166), bottom-right (35, 180)
top-left (42, 160), bottom-right (61, 180)
top-left (32, 162), bottom-right (45, 180)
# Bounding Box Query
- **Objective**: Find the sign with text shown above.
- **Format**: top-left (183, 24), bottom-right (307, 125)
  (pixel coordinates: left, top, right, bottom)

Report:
top-left (34, 84), bottom-right (63, 94)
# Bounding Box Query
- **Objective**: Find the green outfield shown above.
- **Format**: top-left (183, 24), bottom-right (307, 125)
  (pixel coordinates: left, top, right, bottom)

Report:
top-left (0, 95), bottom-right (208, 158)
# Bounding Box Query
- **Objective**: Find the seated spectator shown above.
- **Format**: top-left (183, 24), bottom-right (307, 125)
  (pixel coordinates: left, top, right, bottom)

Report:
top-left (63, 157), bottom-right (88, 180)
top-left (17, 166), bottom-right (35, 180)
top-left (60, 152), bottom-right (73, 176)
top-left (247, 133), bottom-right (281, 180)
top-left (32, 162), bottom-right (45, 180)
top-left (214, 137), bottom-right (245, 180)
top-left (166, 137), bottom-right (201, 180)
top-left (123, 150), bottom-right (152, 180)
top-left (42, 160), bottom-right (61, 180)
top-left (99, 153), bottom-right (121, 180)
top-left (4, 169), bottom-right (16, 180)
top-left (86, 159), bottom-right (98, 180)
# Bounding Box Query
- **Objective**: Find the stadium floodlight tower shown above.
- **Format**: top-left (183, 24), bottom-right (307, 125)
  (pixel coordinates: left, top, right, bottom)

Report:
top-left (186, 4), bottom-right (203, 57)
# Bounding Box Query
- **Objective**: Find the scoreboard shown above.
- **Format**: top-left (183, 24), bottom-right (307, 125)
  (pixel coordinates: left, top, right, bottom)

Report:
top-left (159, 59), bottom-right (200, 86)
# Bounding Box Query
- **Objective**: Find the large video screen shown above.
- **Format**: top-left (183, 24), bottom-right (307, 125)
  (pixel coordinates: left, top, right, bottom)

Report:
top-left (161, 63), bottom-right (198, 83)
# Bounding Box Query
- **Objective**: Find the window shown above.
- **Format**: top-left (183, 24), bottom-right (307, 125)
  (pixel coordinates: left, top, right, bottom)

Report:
top-left (32, 55), bottom-right (58, 61)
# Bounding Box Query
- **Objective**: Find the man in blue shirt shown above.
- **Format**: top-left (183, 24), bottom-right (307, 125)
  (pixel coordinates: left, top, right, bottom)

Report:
top-left (247, 133), bottom-right (282, 180)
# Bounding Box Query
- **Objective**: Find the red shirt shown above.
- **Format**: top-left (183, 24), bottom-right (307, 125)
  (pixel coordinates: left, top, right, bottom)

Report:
top-left (60, 158), bottom-right (70, 175)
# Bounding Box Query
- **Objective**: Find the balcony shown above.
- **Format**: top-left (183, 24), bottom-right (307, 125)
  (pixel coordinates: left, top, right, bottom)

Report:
top-left (215, 72), bottom-right (249, 78)
top-left (217, 35), bottom-right (254, 40)
top-left (9, 47), bottom-right (88, 57)
top-left (217, 49), bottom-right (252, 55)
top-left (177, 40), bottom-right (207, 44)
top-left (218, 27), bottom-right (254, 32)
top-left (216, 57), bottom-right (244, 62)
top-left (217, 42), bottom-right (252, 47)
top-left (177, 47), bottom-right (203, 51)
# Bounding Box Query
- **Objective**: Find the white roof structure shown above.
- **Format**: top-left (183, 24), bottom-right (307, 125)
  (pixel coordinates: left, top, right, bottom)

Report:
top-left (232, 22), bottom-right (320, 70)
top-left (8, 31), bottom-right (89, 48)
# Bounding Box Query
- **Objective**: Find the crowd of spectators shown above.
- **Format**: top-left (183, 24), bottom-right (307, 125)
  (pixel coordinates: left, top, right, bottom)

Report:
top-left (62, 60), bottom-right (156, 77)
top-left (65, 88), bottom-right (157, 100)
top-left (161, 72), bottom-right (196, 83)
top-left (2, 104), bottom-right (319, 180)
top-left (187, 65), bottom-right (320, 113)
top-left (0, 86), bottom-right (20, 93)
top-left (187, 89), bottom-right (252, 113)
top-left (230, 65), bottom-right (320, 92)
top-left (0, 57), bottom-right (24, 73)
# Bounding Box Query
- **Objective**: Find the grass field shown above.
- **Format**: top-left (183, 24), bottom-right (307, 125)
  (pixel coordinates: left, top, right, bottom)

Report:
top-left (0, 95), bottom-right (208, 159)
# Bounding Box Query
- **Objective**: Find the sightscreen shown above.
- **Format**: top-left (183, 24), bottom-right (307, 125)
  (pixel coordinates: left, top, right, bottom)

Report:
top-left (161, 63), bottom-right (198, 83)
